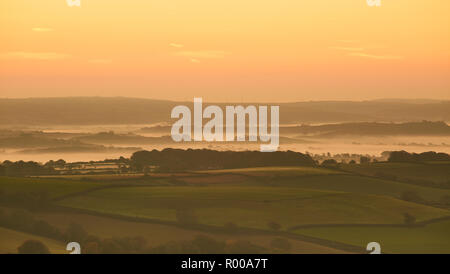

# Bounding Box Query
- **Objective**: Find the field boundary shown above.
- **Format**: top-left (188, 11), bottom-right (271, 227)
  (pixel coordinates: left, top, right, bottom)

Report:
top-left (288, 215), bottom-right (450, 231)
top-left (51, 205), bottom-right (365, 253)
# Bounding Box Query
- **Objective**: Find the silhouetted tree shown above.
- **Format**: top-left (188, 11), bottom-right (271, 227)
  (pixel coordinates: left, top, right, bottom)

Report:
top-left (65, 223), bottom-right (88, 243)
top-left (18, 240), bottom-right (51, 254)
top-left (389, 151), bottom-right (450, 162)
top-left (403, 213), bottom-right (416, 225)
top-left (223, 222), bottom-right (238, 233)
top-left (267, 221), bottom-right (281, 231)
top-left (130, 149), bottom-right (316, 172)
top-left (360, 156), bottom-right (371, 164)
top-left (321, 159), bottom-right (338, 167)
top-left (270, 237), bottom-right (292, 252)
top-left (176, 209), bottom-right (198, 225)
top-left (401, 191), bottom-right (423, 204)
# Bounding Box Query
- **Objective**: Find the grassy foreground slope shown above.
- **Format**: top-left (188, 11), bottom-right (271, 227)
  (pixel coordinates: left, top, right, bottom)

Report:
top-left (35, 211), bottom-right (346, 254)
top-left (2, 164), bottom-right (449, 254)
top-left (0, 227), bottom-right (66, 254)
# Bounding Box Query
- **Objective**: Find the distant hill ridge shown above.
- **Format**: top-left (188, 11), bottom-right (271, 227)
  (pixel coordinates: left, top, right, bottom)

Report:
top-left (289, 121), bottom-right (450, 136)
top-left (0, 97), bottom-right (449, 125)
top-left (140, 121), bottom-right (450, 136)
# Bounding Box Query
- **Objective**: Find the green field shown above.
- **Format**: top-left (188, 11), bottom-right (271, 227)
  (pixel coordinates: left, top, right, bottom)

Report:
top-left (196, 166), bottom-right (343, 177)
top-left (294, 220), bottom-right (450, 254)
top-left (0, 176), bottom-right (104, 198)
top-left (270, 174), bottom-right (450, 201)
top-left (2, 163), bottom-right (449, 253)
top-left (0, 227), bottom-right (66, 254)
top-left (57, 186), bottom-right (450, 229)
top-left (341, 162), bottom-right (450, 185)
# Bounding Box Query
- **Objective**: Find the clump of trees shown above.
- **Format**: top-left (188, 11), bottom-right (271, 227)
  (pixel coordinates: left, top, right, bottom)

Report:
top-left (0, 209), bottom-right (65, 241)
top-left (2, 208), bottom-right (290, 254)
top-left (18, 240), bottom-right (51, 254)
top-left (0, 160), bottom-right (57, 176)
top-left (130, 148), bottom-right (316, 172)
top-left (267, 221), bottom-right (282, 231)
top-left (400, 191), bottom-right (424, 204)
top-left (359, 156), bottom-right (371, 164)
top-left (321, 159), bottom-right (338, 167)
top-left (270, 237), bottom-right (292, 252)
top-left (388, 151), bottom-right (450, 162)
top-left (147, 235), bottom-right (267, 254)
top-left (0, 209), bottom-right (148, 254)
top-left (403, 213), bottom-right (416, 226)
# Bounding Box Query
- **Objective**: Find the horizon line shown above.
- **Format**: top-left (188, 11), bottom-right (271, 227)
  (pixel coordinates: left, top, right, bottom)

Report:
top-left (0, 96), bottom-right (449, 104)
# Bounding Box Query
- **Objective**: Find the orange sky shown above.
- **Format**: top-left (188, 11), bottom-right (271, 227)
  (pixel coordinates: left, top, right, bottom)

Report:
top-left (0, 0), bottom-right (449, 102)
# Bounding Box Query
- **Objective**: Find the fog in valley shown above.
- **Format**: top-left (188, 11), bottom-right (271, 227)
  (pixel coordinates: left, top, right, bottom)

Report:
top-left (1, 98), bottom-right (449, 163)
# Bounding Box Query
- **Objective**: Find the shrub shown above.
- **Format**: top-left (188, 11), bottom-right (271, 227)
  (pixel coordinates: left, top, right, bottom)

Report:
top-left (403, 213), bottom-right (416, 225)
top-left (225, 240), bottom-right (267, 254)
top-left (17, 240), bottom-right (51, 254)
top-left (440, 195), bottom-right (450, 206)
top-left (267, 221), bottom-right (281, 231)
top-left (191, 235), bottom-right (226, 253)
top-left (401, 191), bottom-right (424, 203)
top-left (321, 159), bottom-right (338, 167)
top-left (65, 223), bottom-right (88, 243)
top-left (360, 156), bottom-right (371, 164)
top-left (270, 237), bottom-right (292, 252)
top-left (84, 241), bottom-right (100, 254)
top-left (223, 222), bottom-right (238, 233)
top-left (176, 209), bottom-right (198, 225)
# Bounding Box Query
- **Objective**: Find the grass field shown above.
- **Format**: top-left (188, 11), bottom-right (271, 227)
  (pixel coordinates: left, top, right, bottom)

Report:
top-left (340, 162), bottom-right (450, 185)
top-left (57, 186), bottom-right (450, 229)
top-left (269, 174), bottom-right (450, 201)
top-left (0, 227), bottom-right (66, 254)
top-left (2, 164), bottom-right (449, 254)
top-left (196, 166), bottom-right (343, 177)
top-left (0, 176), bottom-right (173, 199)
top-left (294, 220), bottom-right (450, 254)
top-left (0, 176), bottom-right (104, 198)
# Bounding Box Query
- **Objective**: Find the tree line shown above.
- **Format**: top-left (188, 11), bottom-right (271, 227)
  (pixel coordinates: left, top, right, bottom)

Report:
top-left (0, 160), bottom-right (57, 176)
top-left (130, 148), bottom-right (316, 172)
top-left (388, 151), bottom-right (450, 162)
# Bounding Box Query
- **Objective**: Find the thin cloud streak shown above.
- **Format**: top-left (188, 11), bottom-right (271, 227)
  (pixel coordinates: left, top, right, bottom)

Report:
top-left (0, 51), bottom-right (70, 60)
top-left (348, 52), bottom-right (403, 60)
top-left (174, 50), bottom-right (228, 59)
top-left (32, 27), bottom-right (54, 32)
top-left (329, 46), bottom-right (364, 52)
top-left (337, 40), bottom-right (359, 43)
top-left (170, 43), bottom-right (184, 48)
top-left (88, 59), bottom-right (113, 64)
